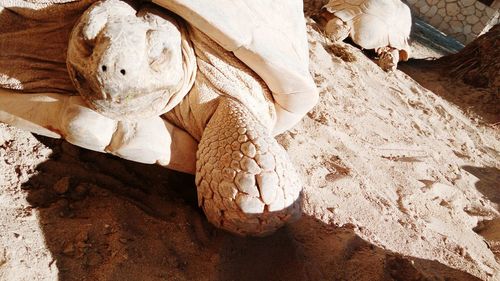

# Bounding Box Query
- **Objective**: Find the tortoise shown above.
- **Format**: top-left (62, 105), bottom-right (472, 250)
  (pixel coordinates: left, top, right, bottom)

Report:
top-left (0, 0), bottom-right (318, 236)
top-left (315, 0), bottom-right (412, 71)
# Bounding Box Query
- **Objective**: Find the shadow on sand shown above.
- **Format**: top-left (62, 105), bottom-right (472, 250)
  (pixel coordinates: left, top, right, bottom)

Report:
top-left (18, 136), bottom-right (484, 280)
top-left (462, 165), bottom-right (500, 207)
top-left (399, 59), bottom-right (499, 125)
top-left (462, 165), bottom-right (500, 264)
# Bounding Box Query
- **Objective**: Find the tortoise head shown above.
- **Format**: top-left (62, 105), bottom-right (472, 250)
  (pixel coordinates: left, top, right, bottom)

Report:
top-left (67, 0), bottom-right (193, 119)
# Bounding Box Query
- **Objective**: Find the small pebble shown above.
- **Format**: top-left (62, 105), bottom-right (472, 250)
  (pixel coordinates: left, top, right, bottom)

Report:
top-left (70, 184), bottom-right (89, 200)
top-left (62, 244), bottom-right (75, 256)
top-left (85, 252), bottom-right (103, 266)
top-left (53, 177), bottom-right (71, 194)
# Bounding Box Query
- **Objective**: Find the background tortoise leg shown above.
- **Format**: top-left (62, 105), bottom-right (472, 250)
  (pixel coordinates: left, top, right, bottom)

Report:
top-left (196, 98), bottom-right (302, 236)
top-left (376, 47), bottom-right (400, 71)
top-left (0, 90), bottom-right (196, 174)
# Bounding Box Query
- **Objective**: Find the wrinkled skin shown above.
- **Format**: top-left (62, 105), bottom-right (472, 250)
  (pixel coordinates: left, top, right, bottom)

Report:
top-left (66, 0), bottom-right (302, 236)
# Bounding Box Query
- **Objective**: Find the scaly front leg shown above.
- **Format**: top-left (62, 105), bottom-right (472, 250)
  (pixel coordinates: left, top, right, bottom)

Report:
top-left (196, 99), bottom-right (302, 236)
top-left (0, 89), bottom-right (197, 174)
top-left (376, 47), bottom-right (400, 72)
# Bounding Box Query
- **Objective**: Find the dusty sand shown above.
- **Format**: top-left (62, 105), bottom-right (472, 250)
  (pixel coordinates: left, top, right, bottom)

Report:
top-left (0, 21), bottom-right (499, 280)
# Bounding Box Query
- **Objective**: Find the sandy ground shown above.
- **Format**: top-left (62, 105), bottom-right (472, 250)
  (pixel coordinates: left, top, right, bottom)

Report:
top-left (1, 21), bottom-right (499, 280)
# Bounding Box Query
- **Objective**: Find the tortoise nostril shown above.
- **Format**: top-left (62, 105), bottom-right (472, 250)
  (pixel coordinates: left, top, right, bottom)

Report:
top-left (101, 65), bottom-right (107, 72)
top-left (120, 69), bottom-right (126, 75)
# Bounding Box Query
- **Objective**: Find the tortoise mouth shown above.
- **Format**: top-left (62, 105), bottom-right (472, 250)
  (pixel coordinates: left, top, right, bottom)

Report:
top-left (82, 88), bottom-right (173, 120)
top-left (71, 69), bottom-right (172, 120)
